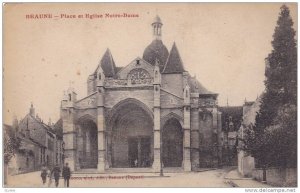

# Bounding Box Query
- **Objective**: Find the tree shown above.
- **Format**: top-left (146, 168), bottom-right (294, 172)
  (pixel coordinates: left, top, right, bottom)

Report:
top-left (4, 126), bottom-right (20, 164)
top-left (4, 124), bottom-right (20, 185)
top-left (260, 4), bottom-right (297, 129)
top-left (243, 5), bottom-right (297, 169)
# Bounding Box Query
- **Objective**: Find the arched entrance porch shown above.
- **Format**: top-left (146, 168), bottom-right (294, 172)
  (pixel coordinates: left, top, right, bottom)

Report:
top-left (108, 99), bottom-right (154, 168)
top-left (162, 118), bottom-right (183, 167)
top-left (76, 116), bottom-right (98, 169)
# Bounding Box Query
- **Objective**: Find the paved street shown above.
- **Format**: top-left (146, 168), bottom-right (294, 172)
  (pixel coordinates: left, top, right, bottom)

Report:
top-left (224, 169), bottom-right (272, 188)
top-left (5, 168), bottom-right (269, 188)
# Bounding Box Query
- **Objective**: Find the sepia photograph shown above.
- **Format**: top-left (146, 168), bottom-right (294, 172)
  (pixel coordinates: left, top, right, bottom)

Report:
top-left (2, 2), bottom-right (298, 189)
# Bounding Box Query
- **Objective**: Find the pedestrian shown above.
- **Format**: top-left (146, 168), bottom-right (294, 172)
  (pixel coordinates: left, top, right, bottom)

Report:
top-left (51, 164), bottom-right (61, 188)
top-left (40, 164), bottom-right (48, 185)
top-left (62, 163), bottom-right (71, 187)
top-left (48, 168), bottom-right (53, 187)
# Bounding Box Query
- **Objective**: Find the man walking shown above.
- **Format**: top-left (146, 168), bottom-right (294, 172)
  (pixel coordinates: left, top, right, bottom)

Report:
top-left (40, 164), bottom-right (48, 186)
top-left (62, 163), bottom-right (71, 187)
top-left (51, 164), bottom-right (61, 188)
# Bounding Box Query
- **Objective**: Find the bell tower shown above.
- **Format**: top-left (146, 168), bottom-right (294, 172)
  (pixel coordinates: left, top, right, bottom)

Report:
top-left (152, 15), bottom-right (163, 40)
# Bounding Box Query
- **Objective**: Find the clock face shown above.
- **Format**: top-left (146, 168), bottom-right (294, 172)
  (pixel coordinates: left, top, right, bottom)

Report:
top-left (129, 68), bottom-right (150, 80)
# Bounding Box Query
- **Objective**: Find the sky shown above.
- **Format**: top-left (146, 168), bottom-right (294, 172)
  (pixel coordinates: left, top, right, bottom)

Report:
top-left (3, 3), bottom-right (297, 125)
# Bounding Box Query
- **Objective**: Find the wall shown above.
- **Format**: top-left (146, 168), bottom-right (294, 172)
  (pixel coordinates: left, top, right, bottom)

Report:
top-left (105, 89), bottom-right (154, 109)
top-left (199, 112), bottom-right (216, 167)
top-left (161, 74), bottom-right (183, 98)
top-left (252, 168), bottom-right (297, 187)
top-left (19, 115), bottom-right (47, 147)
top-left (238, 150), bottom-right (254, 177)
top-left (15, 153), bottom-right (35, 174)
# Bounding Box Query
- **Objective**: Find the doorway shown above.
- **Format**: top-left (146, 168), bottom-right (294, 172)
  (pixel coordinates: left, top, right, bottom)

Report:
top-left (128, 137), bottom-right (151, 168)
top-left (162, 118), bottom-right (183, 167)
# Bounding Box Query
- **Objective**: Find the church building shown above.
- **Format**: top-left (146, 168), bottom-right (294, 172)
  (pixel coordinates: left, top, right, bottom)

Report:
top-left (60, 16), bottom-right (222, 172)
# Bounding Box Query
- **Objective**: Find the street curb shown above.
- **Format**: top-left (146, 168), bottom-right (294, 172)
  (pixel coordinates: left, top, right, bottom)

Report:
top-left (224, 177), bottom-right (253, 180)
top-left (228, 180), bottom-right (239, 187)
top-left (195, 168), bottom-right (219, 173)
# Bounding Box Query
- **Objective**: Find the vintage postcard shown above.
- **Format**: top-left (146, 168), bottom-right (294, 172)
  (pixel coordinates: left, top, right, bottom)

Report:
top-left (3, 2), bottom-right (298, 189)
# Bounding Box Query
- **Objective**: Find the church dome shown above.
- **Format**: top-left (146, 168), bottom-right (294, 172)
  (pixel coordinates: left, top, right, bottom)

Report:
top-left (143, 39), bottom-right (169, 71)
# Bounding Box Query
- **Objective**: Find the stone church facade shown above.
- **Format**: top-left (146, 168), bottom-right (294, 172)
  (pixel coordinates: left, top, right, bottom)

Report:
top-left (61, 16), bottom-right (222, 172)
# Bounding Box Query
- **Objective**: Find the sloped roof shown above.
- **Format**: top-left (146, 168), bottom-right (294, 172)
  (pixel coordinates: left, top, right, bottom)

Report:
top-left (115, 66), bottom-right (123, 74)
top-left (97, 48), bottom-right (117, 77)
top-left (53, 119), bottom-right (63, 140)
top-left (187, 75), bottom-right (216, 95)
top-left (152, 15), bottom-right (162, 24)
top-left (162, 42), bottom-right (185, 74)
top-left (143, 40), bottom-right (169, 71)
top-left (20, 114), bottom-right (56, 137)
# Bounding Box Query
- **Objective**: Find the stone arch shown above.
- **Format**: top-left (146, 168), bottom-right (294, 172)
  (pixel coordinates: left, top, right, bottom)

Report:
top-left (75, 114), bottom-right (98, 169)
top-left (161, 113), bottom-right (184, 168)
top-left (108, 98), bottom-right (153, 127)
top-left (161, 112), bottom-right (183, 128)
top-left (75, 114), bottom-right (97, 125)
top-left (107, 98), bottom-right (154, 168)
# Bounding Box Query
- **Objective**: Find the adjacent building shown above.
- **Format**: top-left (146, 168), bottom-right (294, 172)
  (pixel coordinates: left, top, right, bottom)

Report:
top-left (237, 100), bottom-right (258, 177)
top-left (5, 104), bottom-right (64, 174)
top-left (219, 106), bottom-right (243, 166)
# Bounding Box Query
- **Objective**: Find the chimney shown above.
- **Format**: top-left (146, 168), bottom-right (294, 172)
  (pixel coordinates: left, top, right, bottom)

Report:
top-left (30, 103), bottom-right (35, 117)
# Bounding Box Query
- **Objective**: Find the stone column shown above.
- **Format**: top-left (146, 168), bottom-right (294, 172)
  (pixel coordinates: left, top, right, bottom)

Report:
top-left (96, 68), bottom-right (106, 172)
top-left (152, 60), bottom-right (161, 172)
top-left (97, 90), bottom-right (106, 172)
top-left (61, 88), bottom-right (78, 171)
top-left (183, 85), bottom-right (192, 171)
top-left (217, 111), bottom-right (222, 167)
top-left (152, 106), bottom-right (161, 172)
top-left (212, 107), bottom-right (219, 167)
top-left (86, 130), bottom-right (91, 153)
top-left (106, 130), bottom-right (112, 168)
top-left (190, 93), bottom-right (200, 171)
top-left (76, 126), bottom-right (83, 169)
top-left (62, 111), bottom-right (77, 170)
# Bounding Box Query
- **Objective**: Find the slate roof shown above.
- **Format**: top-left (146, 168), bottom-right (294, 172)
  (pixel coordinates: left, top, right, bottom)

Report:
top-left (115, 67), bottom-right (123, 74)
top-left (97, 48), bottom-right (117, 77)
top-left (162, 42), bottom-right (185, 74)
top-left (19, 114), bottom-right (56, 138)
top-left (142, 40), bottom-right (169, 71)
top-left (53, 119), bottom-right (63, 140)
top-left (187, 75), bottom-right (216, 95)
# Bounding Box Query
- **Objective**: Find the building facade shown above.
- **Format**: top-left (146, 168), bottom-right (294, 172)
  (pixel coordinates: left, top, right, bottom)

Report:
top-left (61, 16), bottom-right (222, 172)
top-left (219, 106), bottom-right (243, 166)
top-left (6, 104), bottom-right (64, 174)
top-left (237, 100), bottom-right (257, 177)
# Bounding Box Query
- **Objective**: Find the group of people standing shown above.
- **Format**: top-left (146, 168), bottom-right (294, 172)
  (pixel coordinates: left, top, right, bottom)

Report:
top-left (41, 163), bottom-right (71, 188)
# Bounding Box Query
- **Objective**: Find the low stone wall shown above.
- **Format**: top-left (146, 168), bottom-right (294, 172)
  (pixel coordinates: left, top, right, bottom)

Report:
top-left (238, 151), bottom-right (255, 177)
top-left (252, 167), bottom-right (297, 187)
